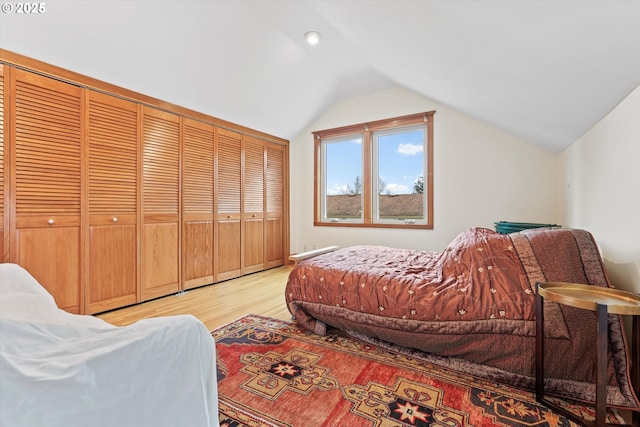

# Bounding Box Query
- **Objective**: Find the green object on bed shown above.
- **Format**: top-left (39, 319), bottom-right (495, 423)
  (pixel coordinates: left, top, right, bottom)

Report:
top-left (494, 221), bottom-right (560, 234)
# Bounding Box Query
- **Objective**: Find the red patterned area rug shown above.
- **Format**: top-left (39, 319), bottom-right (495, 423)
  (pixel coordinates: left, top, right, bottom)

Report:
top-left (213, 315), bottom-right (621, 427)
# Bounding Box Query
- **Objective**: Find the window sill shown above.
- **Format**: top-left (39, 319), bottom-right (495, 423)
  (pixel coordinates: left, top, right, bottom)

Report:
top-left (314, 221), bottom-right (433, 230)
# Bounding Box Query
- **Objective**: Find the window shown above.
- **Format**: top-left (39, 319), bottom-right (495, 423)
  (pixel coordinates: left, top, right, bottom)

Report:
top-left (314, 111), bottom-right (434, 229)
top-left (321, 134), bottom-right (364, 222)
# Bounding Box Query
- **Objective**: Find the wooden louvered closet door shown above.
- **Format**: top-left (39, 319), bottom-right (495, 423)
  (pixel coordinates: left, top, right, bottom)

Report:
top-left (86, 91), bottom-right (138, 313)
top-left (242, 135), bottom-right (265, 274)
top-left (265, 142), bottom-right (285, 268)
top-left (215, 127), bottom-right (242, 281)
top-left (10, 69), bottom-right (83, 313)
top-left (0, 64), bottom-right (5, 262)
top-left (141, 106), bottom-right (180, 301)
top-left (182, 118), bottom-right (214, 289)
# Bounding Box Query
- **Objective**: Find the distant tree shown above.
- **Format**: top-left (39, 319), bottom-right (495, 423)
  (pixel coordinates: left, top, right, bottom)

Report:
top-left (378, 177), bottom-right (387, 195)
top-left (413, 176), bottom-right (424, 194)
top-left (343, 176), bottom-right (389, 195)
top-left (344, 176), bottom-right (362, 195)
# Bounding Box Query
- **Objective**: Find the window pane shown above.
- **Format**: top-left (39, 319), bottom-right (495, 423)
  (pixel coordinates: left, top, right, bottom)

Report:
top-left (323, 136), bottom-right (363, 221)
top-left (374, 126), bottom-right (425, 223)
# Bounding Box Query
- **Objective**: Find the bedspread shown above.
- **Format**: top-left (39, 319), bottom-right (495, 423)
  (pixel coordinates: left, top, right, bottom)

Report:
top-left (285, 227), bottom-right (640, 409)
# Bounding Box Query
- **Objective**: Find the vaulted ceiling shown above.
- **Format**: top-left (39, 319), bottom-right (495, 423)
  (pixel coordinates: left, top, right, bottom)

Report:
top-left (2, 1), bottom-right (639, 152)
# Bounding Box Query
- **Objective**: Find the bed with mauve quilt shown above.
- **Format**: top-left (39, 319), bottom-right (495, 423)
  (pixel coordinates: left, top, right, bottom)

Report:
top-left (285, 227), bottom-right (639, 409)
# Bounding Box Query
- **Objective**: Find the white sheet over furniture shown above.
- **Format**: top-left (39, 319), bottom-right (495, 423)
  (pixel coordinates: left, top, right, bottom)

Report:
top-left (0, 263), bottom-right (218, 427)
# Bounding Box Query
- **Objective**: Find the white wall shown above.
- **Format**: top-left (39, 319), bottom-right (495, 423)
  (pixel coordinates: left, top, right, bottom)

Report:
top-left (560, 85), bottom-right (640, 293)
top-left (290, 87), bottom-right (560, 253)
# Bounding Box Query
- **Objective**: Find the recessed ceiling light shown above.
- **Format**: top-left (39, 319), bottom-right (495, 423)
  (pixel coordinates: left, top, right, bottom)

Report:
top-left (304, 31), bottom-right (322, 45)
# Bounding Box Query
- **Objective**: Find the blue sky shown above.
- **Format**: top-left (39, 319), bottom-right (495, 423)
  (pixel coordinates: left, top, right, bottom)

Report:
top-left (325, 128), bottom-right (424, 195)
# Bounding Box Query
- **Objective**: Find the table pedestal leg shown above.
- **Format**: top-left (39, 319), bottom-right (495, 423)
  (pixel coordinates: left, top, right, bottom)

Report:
top-left (633, 315), bottom-right (639, 427)
top-left (596, 304), bottom-right (608, 426)
top-left (536, 288), bottom-right (545, 401)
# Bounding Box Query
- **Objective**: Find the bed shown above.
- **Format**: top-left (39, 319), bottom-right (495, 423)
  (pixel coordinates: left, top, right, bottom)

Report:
top-left (0, 263), bottom-right (219, 427)
top-left (285, 227), bottom-right (640, 409)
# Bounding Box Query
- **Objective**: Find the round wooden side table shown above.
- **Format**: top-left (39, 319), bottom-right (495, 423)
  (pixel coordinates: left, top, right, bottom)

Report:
top-left (536, 282), bottom-right (640, 427)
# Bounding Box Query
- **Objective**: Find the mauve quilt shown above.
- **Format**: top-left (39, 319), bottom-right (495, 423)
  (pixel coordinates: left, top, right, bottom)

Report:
top-left (285, 227), bottom-right (639, 409)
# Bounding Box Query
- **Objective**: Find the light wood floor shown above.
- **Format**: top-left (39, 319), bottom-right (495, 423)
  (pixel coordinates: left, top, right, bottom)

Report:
top-left (97, 266), bottom-right (294, 331)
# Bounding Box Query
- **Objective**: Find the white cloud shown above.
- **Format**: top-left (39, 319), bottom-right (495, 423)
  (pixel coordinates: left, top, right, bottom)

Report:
top-left (396, 143), bottom-right (423, 156)
top-left (327, 184), bottom-right (349, 195)
top-left (385, 183), bottom-right (410, 194)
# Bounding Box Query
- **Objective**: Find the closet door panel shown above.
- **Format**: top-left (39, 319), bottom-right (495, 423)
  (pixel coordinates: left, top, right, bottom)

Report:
top-left (265, 143), bottom-right (285, 268)
top-left (242, 136), bottom-right (264, 274)
top-left (266, 216), bottom-right (283, 267)
top-left (183, 219), bottom-right (213, 288)
top-left (141, 106), bottom-right (180, 300)
top-left (86, 91), bottom-right (138, 313)
top-left (88, 223), bottom-right (136, 312)
top-left (11, 69), bottom-right (83, 313)
top-left (142, 221), bottom-right (179, 296)
top-left (17, 226), bottom-right (80, 310)
top-left (182, 118), bottom-right (214, 289)
top-left (215, 127), bottom-right (241, 281)
top-left (243, 217), bottom-right (264, 274)
top-left (217, 219), bottom-right (241, 280)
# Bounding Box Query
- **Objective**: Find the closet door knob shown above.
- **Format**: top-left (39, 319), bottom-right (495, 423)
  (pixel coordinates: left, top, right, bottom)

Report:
top-left (47, 219), bottom-right (54, 225)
